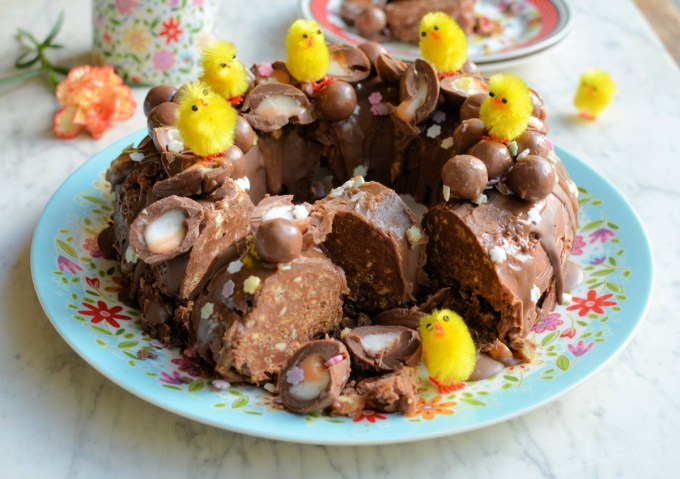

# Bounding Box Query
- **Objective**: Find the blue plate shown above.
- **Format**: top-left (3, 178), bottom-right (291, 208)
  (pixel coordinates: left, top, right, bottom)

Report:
top-left (31, 130), bottom-right (653, 445)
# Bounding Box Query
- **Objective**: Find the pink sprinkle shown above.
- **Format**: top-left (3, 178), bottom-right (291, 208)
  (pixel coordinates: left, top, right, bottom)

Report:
top-left (546, 138), bottom-right (554, 151)
top-left (212, 379), bottom-right (231, 389)
top-left (150, 339), bottom-right (163, 348)
top-left (432, 110), bottom-right (446, 123)
top-left (370, 103), bottom-right (388, 116)
top-left (257, 63), bottom-right (274, 77)
top-left (324, 354), bottom-right (344, 367)
top-left (368, 91), bottom-right (383, 105)
top-left (286, 366), bottom-right (305, 385)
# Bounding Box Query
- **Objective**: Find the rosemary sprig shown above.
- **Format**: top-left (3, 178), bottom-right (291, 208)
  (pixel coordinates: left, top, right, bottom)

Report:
top-left (0, 11), bottom-right (69, 89)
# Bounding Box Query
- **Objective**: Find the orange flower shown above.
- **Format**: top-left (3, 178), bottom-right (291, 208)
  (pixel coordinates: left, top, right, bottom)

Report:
top-left (53, 65), bottom-right (136, 139)
top-left (407, 395), bottom-right (456, 420)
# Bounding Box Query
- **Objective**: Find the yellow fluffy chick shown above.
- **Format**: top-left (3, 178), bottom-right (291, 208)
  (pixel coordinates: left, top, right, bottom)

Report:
top-left (285, 19), bottom-right (330, 85)
top-left (199, 40), bottom-right (250, 105)
top-left (574, 69), bottom-right (616, 120)
top-left (479, 73), bottom-right (533, 142)
top-left (419, 12), bottom-right (468, 75)
top-left (419, 309), bottom-right (476, 394)
top-left (176, 81), bottom-right (237, 158)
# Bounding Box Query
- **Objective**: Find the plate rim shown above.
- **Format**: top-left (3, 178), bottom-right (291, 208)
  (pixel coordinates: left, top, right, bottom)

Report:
top-left (31, 132), bottom-right (654, 445)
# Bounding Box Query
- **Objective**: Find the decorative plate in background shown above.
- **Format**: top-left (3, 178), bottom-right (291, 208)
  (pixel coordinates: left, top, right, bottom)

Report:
top-left (300, 0), bottom-right (572, 66)
top-left (32, 131), bottom-right (653, 445)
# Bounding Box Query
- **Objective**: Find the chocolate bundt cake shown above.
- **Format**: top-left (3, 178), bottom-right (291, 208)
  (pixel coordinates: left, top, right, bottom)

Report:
top-left (98, 40), bottom-right (578, 416)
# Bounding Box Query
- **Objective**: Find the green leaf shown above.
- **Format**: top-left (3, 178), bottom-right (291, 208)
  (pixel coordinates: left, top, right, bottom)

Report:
top-left (622, 270), bottom-right (631, 277)
top-left (82, 195), bottom-right (107, 205)
top-left (556, 355), bottom-right (570, 371)
top-left (188, 380), bottom-right (204, 392)
top-left (57, 239), bottom-right (77, 258)
top-left (162, 384), bottom-right (182, 391)
top-left (213, 403), bottom-right (227, 408)
top-left (591, 269), bottom-right (615, 277)
top-left (123, 351), bottom-right (138, 360)
top-left (607, 222), bottom-right (619, 230)
top-left (502, 383), bottom-right (512, 389)
top-left (115, 328), bottom-right (125, 336)
top-left (128, 360), bottom-right (136, 367)
top-left (503, 375), bottom-right (518, 382)
top-left (96, 339), bottom-right (106, 346)
top-left (231, 397), bottom-right (249, 409)
top-left (606, 282), bottom-right (623, 293)
top-left (608, 257), bottom-right (616, 266)
top-left (581, 220), bottom-right (604, 232)
top-left (85, 324), bottom-right (112, 335)
top-left (44, 11), bottom-right (64, 45)
top-left (592, 200), bottom-right (602, 206)
top-left (542, 376), bottom-right (554, 380)
top-left (577, 320), bottom-right (588, 327)
top-left (616, 294), bottom-right (627, 301)
top-left (460, 398), bottom-right (486, 407)
top-left (117, 340), bottom-right (139, 349)
top-left (323, 418), bottom-right (343, 423)
top-left (541, 331), bottom-right (559, 347)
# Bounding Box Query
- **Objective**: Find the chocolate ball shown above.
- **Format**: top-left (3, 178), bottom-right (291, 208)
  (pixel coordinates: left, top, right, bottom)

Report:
top-left (358, 41), bottom-right (387, 71)
top-left (147, 102), bottom-right (178, 136)
top-left (459, 93), bottom-right (487, 121)
top-left (505, 155), bottom-right (556, 202)
top-left (143, 85), bottom-right (178, 116)
top-left (453, 118), bottom-right (485, 154)
top-left (468, 139), bottom-right (512, 178)
top-left (255, 218), bottom-right (303, 264)
top-left (234, 116), bottom-right (255, 154)
top-left (225, 145), bottom-right (246, 177)
top-left (515, 130), bottom-right (550, 158)
top-left (530, 88), bottom-right (546, 121)
top-left (317, 80), bottom-right (357, 122)
top-left (442, 155), bottom-right (488, 200)
top-left (355, 7), bottom-right (387, 38)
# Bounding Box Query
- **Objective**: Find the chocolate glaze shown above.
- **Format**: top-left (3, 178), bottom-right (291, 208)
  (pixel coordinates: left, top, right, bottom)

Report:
top-left (372, 307), bottom-right (426, 330)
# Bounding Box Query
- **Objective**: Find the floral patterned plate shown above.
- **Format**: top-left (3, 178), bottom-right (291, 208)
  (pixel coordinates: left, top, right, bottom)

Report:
top-left (300, 0), bottom-right (572, 66)
top-left (31, 131), bottom-right (653, 445)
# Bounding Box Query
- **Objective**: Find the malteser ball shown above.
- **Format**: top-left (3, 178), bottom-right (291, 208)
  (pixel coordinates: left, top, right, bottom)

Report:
top-left (453, 118), bottom-right (485, 154)
top-left (442, 155), bottom-right (488, 200)
top-left (530, 89), bottom-right (546, 121)
top-left (234, 115), bottom-right (255, 153)
top-left (147, 102), bottom-right (179, 134)
top-left (505, 155), bottom-right (556, 202)
top-left (468, 139), bottom-right (513, 178)
top-left (255, 218), bottom-right (303, 264)
top-left (356, 7), bottom-right (387, 38)
top-left (515, 130), bottom-right (550, 158)
top-left (143, 85), bottom-right (178, 116)
top-left (358, 41), bottom-right (387, 69)
top-left (459, 93), bottom-right (487, 121)
top-left (317, 80), bottom-right (357, 122)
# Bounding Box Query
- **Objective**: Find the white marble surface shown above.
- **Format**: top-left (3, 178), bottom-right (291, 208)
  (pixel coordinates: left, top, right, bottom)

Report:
top-left (1, 0), bottom-right (678, 477)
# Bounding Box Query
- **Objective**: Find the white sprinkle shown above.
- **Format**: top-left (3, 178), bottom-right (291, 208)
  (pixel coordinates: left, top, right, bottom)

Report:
top-left (531, 285), bottom-right (541, 303)
top-left (292, 204), bottom-right (309, 220)
top-left (274, 342), bottom-right (287, 351)
top-left (527, 201), bottom-right (544, 224)
top-left (568, 179), bottom-right (579, 198)
top-left (234, 176), bottom-right (251, 192)
top-left (561, 293), bottom-right (572, 304)
top-left (243, 275), bottom-right (261, 294)
top-left (263, 382), bottom-right (277, 393)
top-left (490, 246), bottom-right (507, 264)
top-left (353, 164), bottom-right (368, 178)
top-left (329, 186), bottom-right (344, 197)
top-left (352, 176), bottom-right (365, 188)
top-left (262, 205), bottom-right (294, 222)
top-left (472, 193), bottom-right (488, 205)
top-left (200, 302), bottom-right (214, 319)
top-left (211, 379), bottom-right (231, 390)
top-left (547, 151), bottom-right (559, 165)
top-left (440, 137), bottom-right (454, 150)
top-left (426, 124), bottom-right (442, 138)
top-left (222, 280), bottom-right (235, 299)
top-left (227, 259), bottom-right (243, 274)
top-left (129, 151), bottom-right (145, 162)
top-left (350, 191), bottom-right (365, 203)
top-left (124, 247), bottom-right (138, 264)
top-left (508, 141), bottom-right (518, 156)
top-left (167, 140), bottom-right (184, 153)
top-left (278, 264), bottom-right (292, 271)
top-left (517, 149), bottom-right (530, 161)
top-left (405, 225), bottom-right (422, 247)
top-left (442, 185), bottom-right (451, 202)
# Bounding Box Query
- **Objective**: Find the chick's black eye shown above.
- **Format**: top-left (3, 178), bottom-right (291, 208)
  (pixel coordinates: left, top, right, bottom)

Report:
top-left (203, 89), bottom-right (209, 95)
top-left (502, 98), bottom-right (507, 104)
top-left (232, 54), bottom-right (236, 59)
top-left (317, 29), bottom-right (321, 34)
top-left (191, 105), bottom-right (198, 111)
top-left (421, 31), bottom-right (426, 37)
top-left (434, 25), bottom-right (439, 30)
top-left (303, 33), bottom-right (308, 39)
top-left (489, 91), bottom-right (495, 97)
top-left (443, 315), bottom-right (450, 322)
top-left (426, 323), bottom-right (433, 330)
top-left (220, 62), bottom-right (226, 68)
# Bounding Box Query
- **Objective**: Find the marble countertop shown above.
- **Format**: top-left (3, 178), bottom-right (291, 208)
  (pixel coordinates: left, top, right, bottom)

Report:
top-left (1, 0), bottom-right (678, 477)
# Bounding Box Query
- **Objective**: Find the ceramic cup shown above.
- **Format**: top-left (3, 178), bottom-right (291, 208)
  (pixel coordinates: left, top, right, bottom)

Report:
top-left (92, 0), bottom-right (216, 85)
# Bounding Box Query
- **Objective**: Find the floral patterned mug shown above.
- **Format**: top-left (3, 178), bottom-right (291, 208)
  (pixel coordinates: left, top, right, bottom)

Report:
top-left (92, 0), bottom-right (216, 85)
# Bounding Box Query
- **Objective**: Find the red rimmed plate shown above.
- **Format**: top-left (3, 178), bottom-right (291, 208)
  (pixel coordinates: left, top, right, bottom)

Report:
top-left (300, 0), bottom-right (572, 66)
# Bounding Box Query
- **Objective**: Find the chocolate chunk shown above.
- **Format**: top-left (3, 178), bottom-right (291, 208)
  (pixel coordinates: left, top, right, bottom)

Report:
top-left (468, 139), bottom-right (512, 179)
top-left (343, 325), bottom-right (421, 371)
top-left (505, 155), bottom-right (556, 202)
top-left (242, 83), bottom-right (314, 132)
top-left (336, 366), bottom-right (420, 416)
top-left (358, 41), bottom-right (387, 73)
top-left (328, 44), bottom-right (371, 83)
top-left (147, 102), bottom-right (178, 136)
top-left (373, 307), bottom-right (425, 330)
top-left (255, 218), bottom-right (303, 264)
top-left (375, 53), bottom-right (407, 84)
top-left (97, 224), bottom-right (118, 260)
top-left (316, 80), bottom-right (357, 122)
top-left (129, 195), bottom-right (204, 264)
top-left (277, 339), bottom-right (351, 414)
top-left (468, 352), bottom-right (504, 381)
top-left (459, 92), bottom-right (487, 121)
top-left (442, 155), bottom-right (488, 200)
top-left (439, 74), bottom-right (488, 108)
top-left (515, 130), bottom-right (550, 158)
top-left (144, 85), bottom-right (178, 116)
top-left (395, 59), bottom-right (439, 124)
top-left (355, 7), bottom-right (387, 39)
top-left (453, 118), bottom-right (485, 155)
top-left (234, 115), bottom-right (255, 154)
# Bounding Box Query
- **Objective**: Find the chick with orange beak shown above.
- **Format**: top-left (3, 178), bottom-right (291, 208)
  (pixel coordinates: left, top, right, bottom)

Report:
top-left (479, 73), bottom-right (533, 143)
top-left (418, 12), bottom-right (468, 75)
top-left (285, 19), bottom-right (331, 90)
top-left (574, 69), bottom-right (616, 120)
top-left (419, 309), bottom-right (477, 394)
